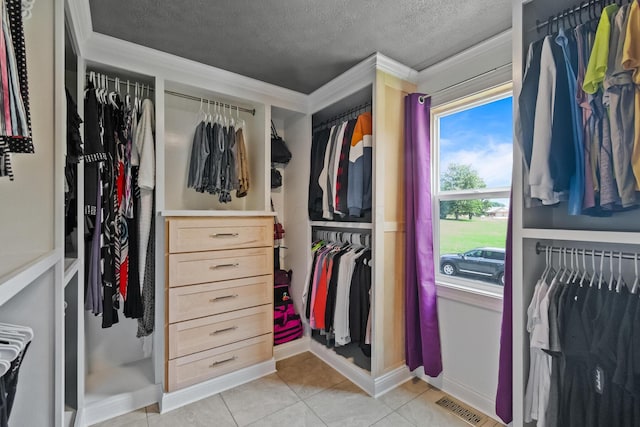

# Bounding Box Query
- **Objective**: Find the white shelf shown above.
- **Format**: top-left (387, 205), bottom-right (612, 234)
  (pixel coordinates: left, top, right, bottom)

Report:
top-left (63, 258), bottom-right (80, 287)
top-left (0, 250), bottom-right (60, 306)
top-left (310, 221), bottom-right (373, 229)
top-left (64, 407), bottom-right (75, 427)
top-left (161, 210), bottom-right (276, 217)
top-left (84, 358), bottom-right (158, 425)
top-left (521, 228), bottom-right (640, 245)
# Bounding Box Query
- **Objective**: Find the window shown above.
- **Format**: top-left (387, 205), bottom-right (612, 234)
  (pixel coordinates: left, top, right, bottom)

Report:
top-left (432, 85), bottom-right (512, 290)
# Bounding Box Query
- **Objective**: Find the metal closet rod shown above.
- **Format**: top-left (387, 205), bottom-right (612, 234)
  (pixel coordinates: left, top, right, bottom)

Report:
top-left (313, 101), bottom-right (372, 131)
top-left (534, 0), bottom-right (633, 33)
top-left (165, 90), bottom-right (256, 116)
top-left (535, 243), bottom-right (640, 261)
top-left (86, 72), bottom-right (154, 92)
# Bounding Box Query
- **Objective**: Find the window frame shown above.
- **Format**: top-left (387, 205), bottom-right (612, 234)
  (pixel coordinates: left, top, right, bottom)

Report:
top-left (431, 83), bottom-right (513, 296)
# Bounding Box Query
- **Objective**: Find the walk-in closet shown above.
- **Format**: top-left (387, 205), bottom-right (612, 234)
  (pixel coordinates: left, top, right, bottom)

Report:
top-left (8, 0), bottom-right (640, 425)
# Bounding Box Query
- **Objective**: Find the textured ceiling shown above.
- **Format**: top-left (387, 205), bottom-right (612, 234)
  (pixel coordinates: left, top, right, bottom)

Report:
top-left (89, 0), bottom-right (511, 94)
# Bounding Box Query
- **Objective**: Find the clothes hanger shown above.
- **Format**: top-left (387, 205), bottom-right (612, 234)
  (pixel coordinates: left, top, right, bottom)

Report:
top-left (540, 246), bottom-right (551, 282)
top-left (598, 250), bottom-right (605, 289)
top-left (615, 252), bottom-right (625, 293)
top-left (0, 344), bottom-right (19, 363)
top-left (0, 323), bottom-right (34, 341)
top-left (0, 360), bottom-right (10, 377)
top-left (608, 250), bottom-right (614, 291)
top-left (589, 250), bottom-right (597, 287)
top-left (580, 248), bottom-right (589, 285)
top-left (631, 253), bottom-right (639, 294)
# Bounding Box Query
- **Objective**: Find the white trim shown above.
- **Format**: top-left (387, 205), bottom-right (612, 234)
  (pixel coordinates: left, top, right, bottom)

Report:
top-left (375, 53), bottom-right (419, 84)
top-left (81, 32), bottom-right (308, 113)
top-left (521, 228), bottom-right (640, 245)
top-left (64, 0), bottom-right (93, 57)
top-left (437, 189), bottom-right (512, 201)
top-left (309, 339), bottom-right (374, 396)
top-left (274, 336), bottom-right (311, 361)
top-left (308, 55), bottom-right (376, 114)
top-left (81, 383), bottom-right (160, 426)
top-left (373, 366), bottom-right (412, 398)
top-left (310, 221), bottom-right (373, 230)
top-left (160, 359), bottom-right (276, 414)
top-left (415, 372), bottom-right (497, 421)
top-left (0, 250), bottom-right (60, 306)
top-left (435, 282), bottom-right (503, 312)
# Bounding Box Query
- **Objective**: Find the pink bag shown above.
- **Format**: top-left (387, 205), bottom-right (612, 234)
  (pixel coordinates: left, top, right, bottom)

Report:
top-left (274, 303), bottom-right (303, 345)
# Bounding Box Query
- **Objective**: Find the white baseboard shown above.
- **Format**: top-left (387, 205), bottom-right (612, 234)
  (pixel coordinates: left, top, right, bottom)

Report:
top-left (414, 371), bottom-right (496, 420)
top-left (274, 336), bottom-right (310, 361)
top-left (309, 339), bottom-right (375, 395)
top-left (373, 365), bottom-right (412, 398)
top-left (160, 359), bottom-right (276, 414)
top-left (81, 383), bottom-right (160, 426)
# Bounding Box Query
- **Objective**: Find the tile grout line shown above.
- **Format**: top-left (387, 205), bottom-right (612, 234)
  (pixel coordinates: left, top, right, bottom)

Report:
top-left (219, 393), bottom-right (241, 427)
top-left (300, 400), bottom-right (328, 427)
top-left (392, 409), bottom-right (418, 427)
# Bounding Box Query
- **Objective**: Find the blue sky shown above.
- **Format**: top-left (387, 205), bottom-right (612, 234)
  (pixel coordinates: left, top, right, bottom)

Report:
top-left (439, 96), bottom-right (513, 191)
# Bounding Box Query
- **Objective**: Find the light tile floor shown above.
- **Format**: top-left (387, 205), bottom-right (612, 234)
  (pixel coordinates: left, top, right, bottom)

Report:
top-left (92, 352), bottom-right (504, 427)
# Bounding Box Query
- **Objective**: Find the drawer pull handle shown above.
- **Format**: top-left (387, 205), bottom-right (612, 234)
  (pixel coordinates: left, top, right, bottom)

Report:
top-left (210, 326), bottom-right (238, 336)
top-left (210, 263), bottom-right (239, 270)
top-left (209, 356), bottom-right (237, 368)
top-left (210, 233), bottom-right (239, 238)
top-left (210, 294), bottom-right (239, 302)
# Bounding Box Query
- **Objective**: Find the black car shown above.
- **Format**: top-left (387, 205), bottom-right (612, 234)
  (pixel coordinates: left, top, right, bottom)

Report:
top-left (440, 247), bottom-right (506, 285)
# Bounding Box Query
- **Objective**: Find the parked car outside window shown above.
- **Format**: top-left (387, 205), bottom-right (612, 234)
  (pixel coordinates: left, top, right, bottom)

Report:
top-left (440, 247), bottom-right (505, 285)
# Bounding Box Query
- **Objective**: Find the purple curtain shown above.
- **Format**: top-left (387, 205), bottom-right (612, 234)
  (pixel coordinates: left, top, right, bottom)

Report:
top-left (404, 94), bottom-right (443, 376)
top-left (495, 195), bottom-right (513, 423)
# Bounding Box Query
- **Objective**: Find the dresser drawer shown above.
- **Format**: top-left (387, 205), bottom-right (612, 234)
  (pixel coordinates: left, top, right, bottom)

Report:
top-left (167, 334), bottom-right (272, 391)
top-left (168, 275), bottom-right (272, 323)
top-left (168, 217), bottom-right (273, 253)
top-left (168, 247), bottom-right (273, 287)
top-left (168, 305), bottom-right (272, 359)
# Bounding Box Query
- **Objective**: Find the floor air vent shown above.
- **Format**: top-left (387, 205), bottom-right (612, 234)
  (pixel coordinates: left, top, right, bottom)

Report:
top-left (435, 396), bottom-right (484, 426)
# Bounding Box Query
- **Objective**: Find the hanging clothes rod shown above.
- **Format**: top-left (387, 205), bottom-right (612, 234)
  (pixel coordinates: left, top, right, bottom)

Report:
top-left (533, 0), bottom-right (634, 33)
top-left (85, 72), bottom-right (155, 91)
top-left (313, 101), bottom-right (372, 132)
top-left (165, 90), bottom-right (256, 116)
top-left (535, 243), bottom-right (639, 261)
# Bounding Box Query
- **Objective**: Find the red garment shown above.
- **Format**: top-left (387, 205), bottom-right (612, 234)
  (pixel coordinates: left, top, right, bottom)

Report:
top-left (313, 254), bottom-right (335, 330)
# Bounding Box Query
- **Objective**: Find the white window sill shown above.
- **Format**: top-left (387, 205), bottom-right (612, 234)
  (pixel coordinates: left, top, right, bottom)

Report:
top-left (435, 277), bottom-right (504, 312)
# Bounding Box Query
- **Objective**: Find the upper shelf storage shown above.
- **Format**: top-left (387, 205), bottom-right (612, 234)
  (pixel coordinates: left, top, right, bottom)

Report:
top-left (162, 80), bottom-right (267, 213)
top-left (310, 85), bottom-right (373, 223)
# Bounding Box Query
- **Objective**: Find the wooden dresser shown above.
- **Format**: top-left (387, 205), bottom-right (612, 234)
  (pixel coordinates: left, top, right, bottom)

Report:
top-left (165, 216), bottom-right (274, 391)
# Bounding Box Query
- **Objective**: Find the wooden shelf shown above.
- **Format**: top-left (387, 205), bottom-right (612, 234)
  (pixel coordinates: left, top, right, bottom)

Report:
top-left (310, 221), bottom-right (373, 230)
top-left (161, 210), bottom-right (276, 217)
top-left (0, 250), bottom-right (59, 306)
top-left (84, 358), bottom-right (158, 425)
top-left (520, 228), bottom-right (640, 245)
top-left (64, 258), bottom-right (80, 288)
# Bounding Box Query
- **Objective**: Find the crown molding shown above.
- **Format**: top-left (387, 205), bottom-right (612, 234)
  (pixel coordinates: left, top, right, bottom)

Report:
top-left (375, 53), bottom-right (419, 84)
top-left (308, 54), bottom-right (377, 114)
top-left (417, 29), bottom-right (512, 87)
top-left (64, 0), bottom-right (93, 57)
top-left (81, 32), bottom-right (308, 112)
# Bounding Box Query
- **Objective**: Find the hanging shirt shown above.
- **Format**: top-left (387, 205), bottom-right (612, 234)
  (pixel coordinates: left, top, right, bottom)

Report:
top-left (136, 98), bottom-right (155, 290)
top-left (348, 112), bottom-right (372, 217)
top-left (335, 120), bottom-right (357, 216)
top-left (320, 126), bottom-right (337, 219)
top-left (622, 0), bottom-right (640, 190)
top-left (328, 122), bottom-right (347, 216)
top-left (583, 4), bottom-right (620, 94)
top-left (605, 5), bottom-right (637, 208)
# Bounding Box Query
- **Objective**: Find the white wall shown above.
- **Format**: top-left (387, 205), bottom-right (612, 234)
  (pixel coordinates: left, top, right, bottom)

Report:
top-left (415, 29), bottom-right (511, 420)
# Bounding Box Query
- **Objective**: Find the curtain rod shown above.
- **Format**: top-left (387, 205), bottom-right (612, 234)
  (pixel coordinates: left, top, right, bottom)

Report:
top-left (418, 63), bottom-right (512, 104)
top-left (536, 243), bottom-right (640, 261)
top-left (165, 90), bottom-right (256, 116)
